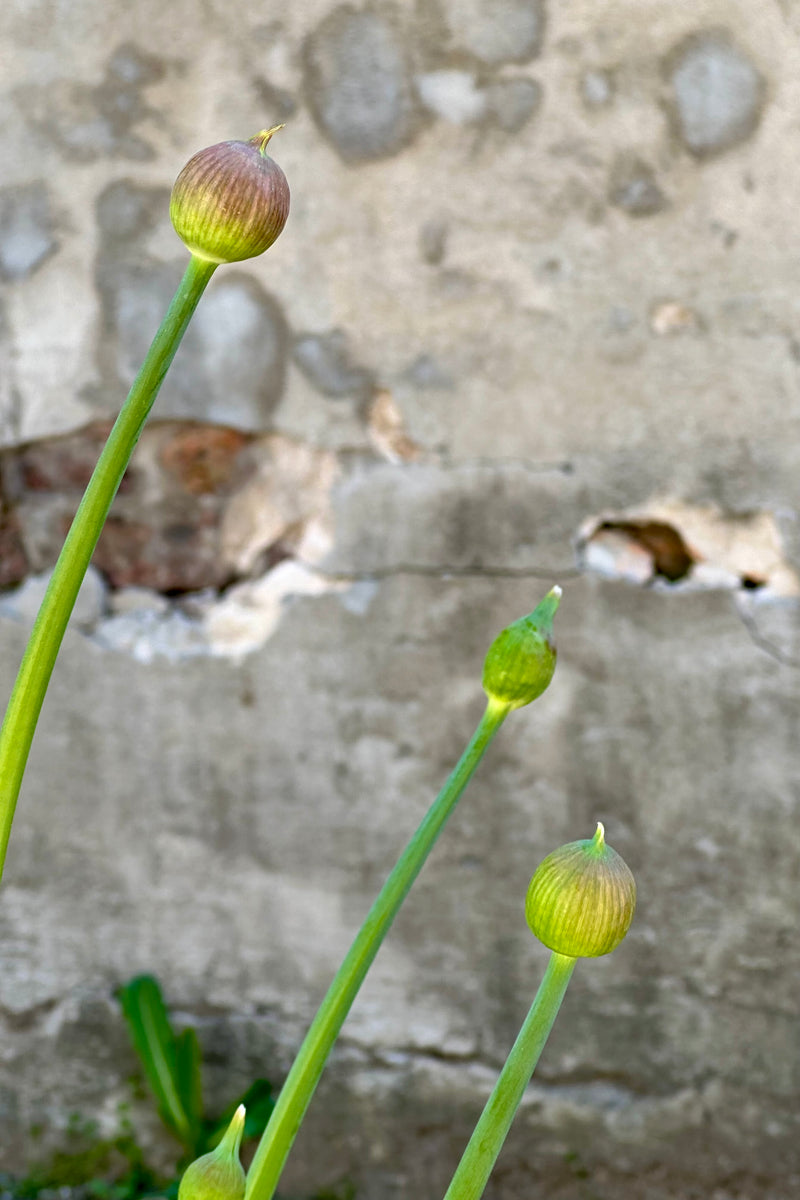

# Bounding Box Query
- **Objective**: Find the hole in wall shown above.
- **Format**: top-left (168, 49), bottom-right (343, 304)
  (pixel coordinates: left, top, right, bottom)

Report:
top-left (576, 500), bottom-right (800, 596)
top-left (0, 418), bottom-right (348, 661)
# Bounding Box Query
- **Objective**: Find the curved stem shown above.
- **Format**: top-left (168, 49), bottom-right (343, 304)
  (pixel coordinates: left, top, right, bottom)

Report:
top-left (0, 254), bottom-right (217, 880)
top-left (245, 697), bottom-right (511, 1200)
top-left (443, 951), bottom-right (577, 1200)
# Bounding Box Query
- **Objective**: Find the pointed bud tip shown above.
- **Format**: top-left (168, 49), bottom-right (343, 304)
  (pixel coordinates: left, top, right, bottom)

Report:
top-left (249, 125), bottom-right (285, 155)
top-left (531, 584), bottom-right (562, 631)
top-left (221, 1104), bottom-right (246, 1151)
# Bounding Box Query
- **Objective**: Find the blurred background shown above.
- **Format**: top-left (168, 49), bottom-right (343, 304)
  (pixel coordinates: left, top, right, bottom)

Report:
top-left (0, 1), bottom-right (799, 1197)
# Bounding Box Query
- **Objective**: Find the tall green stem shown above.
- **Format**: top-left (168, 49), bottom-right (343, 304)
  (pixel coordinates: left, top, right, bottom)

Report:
top-left (0, 254), bottom-right (217, 879)
top-left (246, 697), bottom-right (511, 1200)
top-left (443, 951), bottom-right (577, 1200)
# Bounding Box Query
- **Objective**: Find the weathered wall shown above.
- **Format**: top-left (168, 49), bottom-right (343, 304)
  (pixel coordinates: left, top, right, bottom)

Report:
top-left (1, 1), bottom-right (800, 1197)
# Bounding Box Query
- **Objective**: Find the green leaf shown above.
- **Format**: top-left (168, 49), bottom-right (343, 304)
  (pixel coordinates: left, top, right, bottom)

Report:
top-left (118, 975), bottom-right (191, 1147)
top-left (175, 1027), bottom-right (204, 1149)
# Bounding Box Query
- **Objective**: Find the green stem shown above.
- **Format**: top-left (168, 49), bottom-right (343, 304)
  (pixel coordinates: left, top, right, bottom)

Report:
top-left (0, 254), bottom-right (217, 880)
top-left (245, 697), bottom-right (511, 1200)
top-left (443, 951), bottom-right (577, 1200)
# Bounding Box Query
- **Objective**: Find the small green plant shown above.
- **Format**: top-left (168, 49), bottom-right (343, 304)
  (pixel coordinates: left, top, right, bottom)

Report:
top-left (119, 976), bottom-right (274, 1164)
top-left (8, 1110), bottom-right (163, 1200)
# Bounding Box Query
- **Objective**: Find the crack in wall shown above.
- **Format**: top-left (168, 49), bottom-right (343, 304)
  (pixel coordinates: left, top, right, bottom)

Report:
top-left (321, 562), bottom-right (581, 582)
top-left (732, 595), bottom-right (800, 670)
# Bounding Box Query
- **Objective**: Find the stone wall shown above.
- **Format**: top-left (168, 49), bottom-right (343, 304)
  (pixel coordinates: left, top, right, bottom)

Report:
top-left (1, 1), bottom-right (799, 1197)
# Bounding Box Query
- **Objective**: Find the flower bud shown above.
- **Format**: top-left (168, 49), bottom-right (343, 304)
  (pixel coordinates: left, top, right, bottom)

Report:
top-left (482, 586), bottom-right (560, 709)
top-left (526, 823), bottom-right (636, 958)
top-left (178, 1105), bottom-right (246, 1200)
top-left (171, 127), bottom-right (290, 264)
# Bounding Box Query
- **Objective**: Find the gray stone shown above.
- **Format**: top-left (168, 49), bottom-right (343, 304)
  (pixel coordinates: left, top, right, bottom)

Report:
top-left (108, 585), bottom-right (171, 616)
top-left (20, 43), bottom-right (163, 162)
top-left (0, 564), bottom-right (106, 630)
top-left (97, 261), bottom-right (289, 429)
top-left (95, 180), bottom-right (167, 245)
top-left (667, 29), bottom-right (765, 158)
top-left (416, 71), bottom-right (486, 125)
top-left (609, 155), bottom-right (667, 216)
top-left (446, 0), bottom-right (546, 65)
top-left (581, 67), bottom-right (614, 109)
top-left (91, 608), bottom-right (208, 662)
top-left (293, 328), bottom-right (374, 402)
top-left (303, 7), bottom-right (418, 162)
top-left (418, 218), bottom-right (448, 266)
top-left (401, 354), bottom-right (454, 390)
top-left (0, 184), bottom-right (58, 281)
top-left (484, 77), bottom-right (543, 132)
top-left (0, 301), bottom-right (20, 449)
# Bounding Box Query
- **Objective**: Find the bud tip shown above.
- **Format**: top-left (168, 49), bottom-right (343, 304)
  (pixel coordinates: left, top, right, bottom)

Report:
top-left (221, 1104), bottom-right (246, 1153)
top-left (249, 125), bottom-right (285, 155)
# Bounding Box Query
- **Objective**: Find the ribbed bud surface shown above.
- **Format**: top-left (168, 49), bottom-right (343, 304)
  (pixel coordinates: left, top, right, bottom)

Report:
top-left (482, 586), bottom-right (560, 709)
top-left (171, 128), bottom-right (290, 264)
top-left (178, 1105), bottom-right (246, 1200)
top-left (526, 824), bottom-right (636, 957)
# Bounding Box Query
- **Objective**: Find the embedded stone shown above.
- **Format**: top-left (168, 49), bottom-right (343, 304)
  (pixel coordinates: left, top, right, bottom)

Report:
top-left (91, 511), bottom-right (224, 593)
top-left (303, 7), bottom-right (418, 161)
top-left (608, 155), bottom-right (667, 217)
top-left (159, 426), bottom-right (253, 496)
top-left (95, 180), bottom-right (166, 245)
top-left (667, 30), bottom-right (765, 158)
top-left (24, 44), bottom-right (163, 162)
top-left (0, 565), bottom-right (106, 630)
top-left (581, 68), bottom-right (614, 109)
top-left (0, 185), bottom-right (58, 281)
top-left (416, 71), bottom-right (487, 125)
top-left (446, 0), bottom-right (546, 65)
top-left (0, 509), bottom-right (28, 589)
top-left (218, 434), bottom-right (339, 575)
top-left (98, 262), bottom-right (288, 429)
top-left (401, 354), bottom-right (453, 390)
top-left (293, 329), bottom-right (374, 402)
top-left (484, 77), bottom-right (542, 132)
top-left (418, 218), bottom-right (448, 266)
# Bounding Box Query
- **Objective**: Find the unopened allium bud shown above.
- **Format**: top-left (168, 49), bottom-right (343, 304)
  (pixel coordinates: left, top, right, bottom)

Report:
top-left (178, 1105), bottom-right (246, 1200)
top-left (526, 823), bottom-right (636, 958)
top-left (482, 586), bottom-right (560, 710)
top-left (171, 127), bottom-right (290, 264)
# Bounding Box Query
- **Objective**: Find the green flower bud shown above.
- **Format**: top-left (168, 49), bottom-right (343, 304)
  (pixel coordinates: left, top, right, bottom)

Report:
top-left (178, 1105), bottom-right (246, 1200)
top-left (526, 823), bottom-right (636, 958)
top-left (482, 586), bottom-right (561, 709)
top-left (171, 127), bottom-right (290, 264)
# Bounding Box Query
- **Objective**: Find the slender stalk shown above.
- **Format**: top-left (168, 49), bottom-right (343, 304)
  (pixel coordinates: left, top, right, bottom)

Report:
top-left (0, 254), bottom-right (217, 879)
top-left (443, 951), bottom-right (577, 1200)
top-left (245, 697), bottom-right (512, 1200)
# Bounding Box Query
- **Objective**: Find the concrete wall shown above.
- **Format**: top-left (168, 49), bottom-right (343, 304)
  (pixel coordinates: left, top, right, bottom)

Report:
top-left (1, 1), bottom-right (799, 1196)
